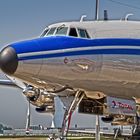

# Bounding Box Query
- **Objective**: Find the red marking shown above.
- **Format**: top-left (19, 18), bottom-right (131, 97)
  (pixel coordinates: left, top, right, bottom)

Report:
top-left (64, 57), bottom-right (69, 64)
top-left (67, 111), bottom-right (72, 131)
top-left (112, 100), bottom-right (116, 107)
top-left (112, 100), bottom-right (133, 110)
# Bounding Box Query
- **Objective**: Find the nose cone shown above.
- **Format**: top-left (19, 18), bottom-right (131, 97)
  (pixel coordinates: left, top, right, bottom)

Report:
top-left (0, 46), bottom-right (18, 75)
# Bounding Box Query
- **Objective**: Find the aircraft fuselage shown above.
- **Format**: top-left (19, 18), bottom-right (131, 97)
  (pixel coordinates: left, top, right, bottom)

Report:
top-left (1, 21), bottom-right (140, 99)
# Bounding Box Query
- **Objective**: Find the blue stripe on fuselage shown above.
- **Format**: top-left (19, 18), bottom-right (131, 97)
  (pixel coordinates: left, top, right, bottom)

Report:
top-left (10, 36), bottom-right (140, 60)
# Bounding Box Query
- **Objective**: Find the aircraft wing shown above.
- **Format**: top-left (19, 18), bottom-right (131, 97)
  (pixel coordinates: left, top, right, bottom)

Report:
top-left (0, 75), bottom-right (26, 89)
top-left (0, 79), bottom-right (17, 87)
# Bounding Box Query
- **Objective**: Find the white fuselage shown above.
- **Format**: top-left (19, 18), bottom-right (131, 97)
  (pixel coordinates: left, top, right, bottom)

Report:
top-left (1, 20), bottom-right (140, 100)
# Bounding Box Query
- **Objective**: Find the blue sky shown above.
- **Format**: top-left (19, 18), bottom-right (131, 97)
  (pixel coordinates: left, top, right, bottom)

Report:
top-left (0, 0), bottom-right (140, 128)
top-left (1, 0), bottom-right (140, 47)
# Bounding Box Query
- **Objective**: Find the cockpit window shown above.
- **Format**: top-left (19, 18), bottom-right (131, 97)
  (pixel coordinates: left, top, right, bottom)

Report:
top-left (69, 28), bottom-right (78, 37)
top-left (55, 27), bottom-right (68, 35)
top-left (40, 28), bottom-right (49, 37)
top-left (78, 28), bottom-right (90, 38)
top-left (42, 26), bottom-right (90, 38)
top-left (46, 27), bottom-right (56, 36)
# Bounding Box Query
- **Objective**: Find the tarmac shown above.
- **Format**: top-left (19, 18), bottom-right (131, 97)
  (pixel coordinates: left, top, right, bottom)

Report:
top-left (0, 138), bottom-right (47, 140)
top-left (0, 137), bottom-right (124, 140)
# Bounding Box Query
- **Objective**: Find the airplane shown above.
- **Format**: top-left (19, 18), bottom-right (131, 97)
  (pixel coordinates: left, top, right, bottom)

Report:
top-left (1, 17), bottom-right (140, 140)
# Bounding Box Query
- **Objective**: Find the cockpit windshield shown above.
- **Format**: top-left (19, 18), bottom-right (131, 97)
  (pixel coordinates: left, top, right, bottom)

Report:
top-left (55, 27), bottom-right (68, 35)
top-left (40, 28), bottom-right (49, 37)
top-left (42, 26), bottom-right (68, 37)
top-left (41, 25), bottom-right (90, 38)
top-left (47, 27), bottom-right (56, 36)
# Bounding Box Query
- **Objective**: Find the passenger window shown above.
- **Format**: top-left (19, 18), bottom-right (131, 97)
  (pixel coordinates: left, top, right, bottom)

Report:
top-left (46, 27), bottom-right (56, 36)
top-left (78, 29), bottom-right (90, 38)
top-left (69, 28), bottom-right (78, 37)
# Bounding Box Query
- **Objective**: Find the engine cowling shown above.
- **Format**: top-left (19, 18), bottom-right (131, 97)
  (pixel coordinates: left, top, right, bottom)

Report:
top-left (23, 86), bottom-right (55, 109)
top-left (23, 86), bottom-right (39, 101)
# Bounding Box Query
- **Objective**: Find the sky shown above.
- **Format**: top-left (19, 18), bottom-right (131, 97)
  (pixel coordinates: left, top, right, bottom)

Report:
top-left (0, 0), bottom-right (140, 128)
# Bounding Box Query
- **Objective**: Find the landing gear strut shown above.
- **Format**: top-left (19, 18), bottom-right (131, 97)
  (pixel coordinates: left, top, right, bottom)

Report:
top-left (61, 90), bottom-right (85, 138)
top-left (51, 89), bottom-right (85, 140)
top-left (25, 100), bottom-right (31, 134)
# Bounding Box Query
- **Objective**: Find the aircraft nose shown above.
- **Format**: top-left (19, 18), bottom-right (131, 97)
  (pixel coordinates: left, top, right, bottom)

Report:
top-left (0, 46), bottom-right (18, 75)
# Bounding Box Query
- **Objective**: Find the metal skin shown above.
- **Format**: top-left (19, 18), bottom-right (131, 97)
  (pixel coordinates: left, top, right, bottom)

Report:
top-left (16, 53), bottom-right (140, 99)
top-left (1, 20), bottom-right (140, 100)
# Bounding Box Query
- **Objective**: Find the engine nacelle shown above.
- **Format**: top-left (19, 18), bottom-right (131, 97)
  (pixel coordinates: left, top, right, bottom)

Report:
top-left (23, 86), bottom-right (54, 108)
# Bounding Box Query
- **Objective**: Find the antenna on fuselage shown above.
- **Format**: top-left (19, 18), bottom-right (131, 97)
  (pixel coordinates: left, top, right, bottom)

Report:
top-left (104, 10), bottom-right (108, 20)
top-left (125, 13), bottom-right (134, 21)
top-left (95, 0), bottom-right (99, 20)
top-left (80, 15), bottom-right (87, 22)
